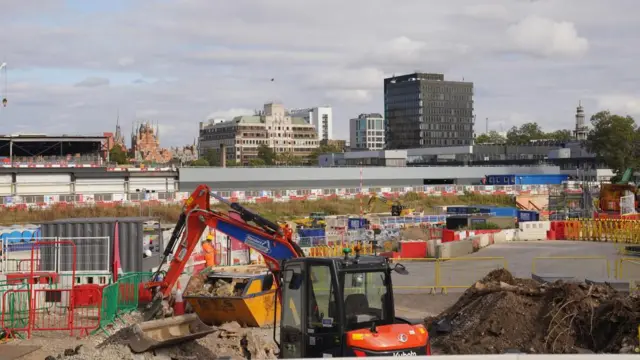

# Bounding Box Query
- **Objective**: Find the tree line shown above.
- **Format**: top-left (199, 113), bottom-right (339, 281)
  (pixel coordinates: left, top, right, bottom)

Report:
top-left (475, 123), bottom-right (573, 145)
top-left (476, 111), bottom-right (640, 178)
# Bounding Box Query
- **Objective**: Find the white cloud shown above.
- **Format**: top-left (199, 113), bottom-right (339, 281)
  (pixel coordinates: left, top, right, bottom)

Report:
top-left (0, 0), bottom-right (637, 146)
top-left (118, 57), bottom-right (135, 67)
top-left (595, 95), bottom-right (640, 116)
top-left (325, 90), bottom-right (373, 104)
top-left (75, 77), bottom-right (110, 87)
top-left (507, 16), bottom-right (589, 57)
top-left (207, 108), bottom-right (255, 120)
top-left (462, 4), bottom-right (509, 20)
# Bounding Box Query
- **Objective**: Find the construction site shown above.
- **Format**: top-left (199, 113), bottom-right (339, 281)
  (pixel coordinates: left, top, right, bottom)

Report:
top-left (1, 178), bottom-right (640, 359)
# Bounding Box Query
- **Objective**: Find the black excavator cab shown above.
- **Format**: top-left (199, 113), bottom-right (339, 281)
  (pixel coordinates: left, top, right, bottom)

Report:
top-left (275, 249), bottom-right (429, 358)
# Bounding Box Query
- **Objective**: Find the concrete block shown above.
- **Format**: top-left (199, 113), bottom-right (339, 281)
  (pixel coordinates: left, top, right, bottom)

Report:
top-left (532, 273), bottom-right (578, 284)
top-left (436, 239), bottom-right (473, 258)
top-left (493, 231), bottom-right (507, 243)
top-left (426, 239), bottom-right (441, 257)
top-left (585, 278), bottom-right (631, 293)
top-left (503, 229), bottom-right (517, 241)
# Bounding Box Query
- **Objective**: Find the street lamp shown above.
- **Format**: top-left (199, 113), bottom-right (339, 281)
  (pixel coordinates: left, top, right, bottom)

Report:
top-left (136, 188), bottom-right (156, 217)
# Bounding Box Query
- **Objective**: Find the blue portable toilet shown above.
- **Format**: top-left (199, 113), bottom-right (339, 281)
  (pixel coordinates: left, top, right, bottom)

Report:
top-left (347, 217), bottom-right (368, 230)
top-left (518, 210), bottom-right (540, 222)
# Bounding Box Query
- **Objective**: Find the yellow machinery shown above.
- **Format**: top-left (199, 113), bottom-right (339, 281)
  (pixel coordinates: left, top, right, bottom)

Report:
top-left (292, 211), bottom-right (327, 228)
top-left (367, 193), bottom-right (414, 216)
top-left (183, 265), bottom-right (280, 328)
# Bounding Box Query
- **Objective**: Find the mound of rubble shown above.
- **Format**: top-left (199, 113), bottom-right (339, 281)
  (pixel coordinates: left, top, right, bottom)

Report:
top-left (427, 269), bottom-right (640, 354)
top-left (95, 321), bottom-right (277, 359)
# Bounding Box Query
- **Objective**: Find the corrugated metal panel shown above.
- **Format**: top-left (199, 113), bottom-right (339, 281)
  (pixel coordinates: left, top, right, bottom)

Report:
top-left (129, 177), bottom-right (169, 192)
top-left (40, 217), bottom-right (153, 273)
top-left (75, 178), bottom-right (125, 193)
top-left (17, 174), bottom-right (71, 194)
top-left (0, 174), bottom-right (11, 196)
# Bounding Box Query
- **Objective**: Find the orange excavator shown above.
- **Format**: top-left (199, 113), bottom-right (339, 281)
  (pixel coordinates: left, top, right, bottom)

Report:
top-left (133, 184), bottom-right (430, 357)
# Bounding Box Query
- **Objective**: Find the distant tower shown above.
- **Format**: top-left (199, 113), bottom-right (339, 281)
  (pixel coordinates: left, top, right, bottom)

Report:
top-left (574, 101), bottom-right (588, 141)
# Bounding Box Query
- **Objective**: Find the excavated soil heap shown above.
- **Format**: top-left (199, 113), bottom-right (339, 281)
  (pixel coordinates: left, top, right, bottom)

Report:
top-left (428, 269), bottom-right (640, 354)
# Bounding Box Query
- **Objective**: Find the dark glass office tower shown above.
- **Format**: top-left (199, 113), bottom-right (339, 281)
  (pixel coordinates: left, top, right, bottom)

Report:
top-left (384, 73), bottom-right (474, 149)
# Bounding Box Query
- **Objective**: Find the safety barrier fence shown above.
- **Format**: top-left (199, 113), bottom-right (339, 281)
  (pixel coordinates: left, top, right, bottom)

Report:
top-left (0, 241), bottom-right (106, 339)
top-left (1, 236), bottom-right (110, 274)
top-left (305, 254), bottom-right (640, 294)
top-left (552, 219), bottom-right (640, 244)
top-left (96, 272), bottom-right (154, 335)
top-left (304, 244), bottom-right (376, 257)
top-left (387, 257), bottom-right (509, 294)
top-left (0, 184), bottom-right (552, 208)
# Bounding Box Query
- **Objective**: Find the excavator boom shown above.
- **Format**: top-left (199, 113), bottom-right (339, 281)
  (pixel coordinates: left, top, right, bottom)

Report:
top-left (133, 185), bottom-right (429, 357)
top-left (147, 184), bottom-right (304, 298)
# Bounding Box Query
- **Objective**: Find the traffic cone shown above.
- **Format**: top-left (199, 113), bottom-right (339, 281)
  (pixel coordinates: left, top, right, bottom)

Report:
top-left (173, 281), bottom-right (185, 316)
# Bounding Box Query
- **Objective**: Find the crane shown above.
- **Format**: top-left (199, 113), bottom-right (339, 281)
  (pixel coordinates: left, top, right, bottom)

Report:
top-left (137, 184), bottom-right (431, 357)
top-left (1, 62), bottom-right (7, 107)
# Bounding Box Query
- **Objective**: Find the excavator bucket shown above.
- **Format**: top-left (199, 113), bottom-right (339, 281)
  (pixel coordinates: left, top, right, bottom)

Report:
top-left (127, 314), bottom-right (216, 353)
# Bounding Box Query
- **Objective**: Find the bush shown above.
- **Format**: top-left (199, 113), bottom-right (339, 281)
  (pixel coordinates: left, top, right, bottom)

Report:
top-left (0, 193), bottom-right (515, 225)
top-left (469, 222), bottom-right (501, 230)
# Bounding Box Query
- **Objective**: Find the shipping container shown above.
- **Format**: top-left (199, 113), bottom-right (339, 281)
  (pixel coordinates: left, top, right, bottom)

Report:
top-left (517, 210), bottom-right (540, 222)
top-left (477, 206), bottom-right (518, 217)
top-left (39, 217), bottom-right (161, 274)
top-left (347, 218), bottom-right (368, 230)
top-left (297, 228), bottom-right (325, 238)
top-left (446, 206), bottom-right (482, 215)
top-left (485, 174), bottom-right (569, 185)
top-left (446, 215), bottom-right (490, 230)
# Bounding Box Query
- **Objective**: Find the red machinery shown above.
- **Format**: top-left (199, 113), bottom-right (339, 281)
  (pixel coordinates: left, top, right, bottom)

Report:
top-left (138, 184), bottom-right (430, 357)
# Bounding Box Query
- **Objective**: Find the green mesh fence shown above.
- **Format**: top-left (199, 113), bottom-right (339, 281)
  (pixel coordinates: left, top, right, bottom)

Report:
top-left (94, 282), bottom-right (119, 335)
top-left (0, 283), bottom-right (30, 339)
top-left (116, 272), bottom-right (153, 314)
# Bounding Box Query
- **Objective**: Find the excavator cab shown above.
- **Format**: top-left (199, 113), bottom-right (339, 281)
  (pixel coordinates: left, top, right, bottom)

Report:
top-left (278, 251), bottom-right (430, 358)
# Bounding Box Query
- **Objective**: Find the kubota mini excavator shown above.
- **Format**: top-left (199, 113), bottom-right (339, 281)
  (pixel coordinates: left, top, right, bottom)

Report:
top-left (135, 184), bottom-right (431, 357)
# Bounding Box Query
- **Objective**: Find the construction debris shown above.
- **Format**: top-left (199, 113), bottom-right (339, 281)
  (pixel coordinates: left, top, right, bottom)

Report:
top-left (94, 320), bottom-right (276, 359)
top-left (428, 269), bottom-right (640, 354)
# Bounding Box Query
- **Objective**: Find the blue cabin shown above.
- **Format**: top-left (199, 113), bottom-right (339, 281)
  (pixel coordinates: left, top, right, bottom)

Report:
top-left (485, 174), bottom-right (569, 185)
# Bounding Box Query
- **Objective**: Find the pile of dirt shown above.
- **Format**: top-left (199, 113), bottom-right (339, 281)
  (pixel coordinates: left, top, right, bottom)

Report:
top-left (95, 320), bottom-right (277, 359)
top-left (428, 269), bottom-right (640, 355)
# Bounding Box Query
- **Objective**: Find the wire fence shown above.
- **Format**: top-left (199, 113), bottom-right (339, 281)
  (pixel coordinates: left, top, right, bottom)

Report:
top-left (0, 239), bottom-right (155, 339)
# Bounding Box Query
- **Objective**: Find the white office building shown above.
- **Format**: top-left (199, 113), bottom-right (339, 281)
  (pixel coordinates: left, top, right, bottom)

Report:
top-left (349, 113), bottom-right (385, 151)
top-left (289, 106), bottom-right (333, 141)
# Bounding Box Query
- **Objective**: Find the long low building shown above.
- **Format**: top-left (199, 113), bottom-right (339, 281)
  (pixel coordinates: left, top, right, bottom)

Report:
top-left (177, 165), bottom-right (560, 191)
top-left (0, 165), bottom-right (561, 205)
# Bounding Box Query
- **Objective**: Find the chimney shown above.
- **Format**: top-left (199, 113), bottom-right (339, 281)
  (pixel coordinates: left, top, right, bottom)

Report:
top-left (219, 143), bottom-right (226, 168)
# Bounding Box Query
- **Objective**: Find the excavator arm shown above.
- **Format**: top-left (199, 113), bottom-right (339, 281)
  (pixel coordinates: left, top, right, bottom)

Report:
top-left (146, 184), bottom-right (304, 298)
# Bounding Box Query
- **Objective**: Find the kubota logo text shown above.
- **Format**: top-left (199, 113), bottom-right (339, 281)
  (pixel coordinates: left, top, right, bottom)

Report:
top-left (393, 351), bottom-right (417, 356)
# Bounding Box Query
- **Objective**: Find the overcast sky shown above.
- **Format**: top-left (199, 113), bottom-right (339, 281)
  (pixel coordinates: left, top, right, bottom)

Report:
top-left (1, 0), bottom-right (639, 147)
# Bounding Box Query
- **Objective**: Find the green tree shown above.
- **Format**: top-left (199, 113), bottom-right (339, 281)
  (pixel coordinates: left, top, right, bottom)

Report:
top-left (189, 158), bottom-right (209, 166)
top-left (506, 122), bottom-right (545, 144)
top-left (308, 144), bottom-right (344, 164)
top-left (475, 131), bottom-right (506, 144)
top-left (277, 152), bottom-right (303, 166)
top-left (586, 111), bottom-right (639, 176)
top-left (546, 129), bottom-right (573, 142)
top-left (109, 146), bottom-right (129, 165)
top-left (248, 158), bottom-right (266, 166)
top-left (257, 144), bottom-right (276, 165)
top-left (203, 149), bottom-right (221, 166)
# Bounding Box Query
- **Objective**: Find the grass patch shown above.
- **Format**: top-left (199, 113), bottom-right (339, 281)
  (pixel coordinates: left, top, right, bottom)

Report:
top-left (0, 193), bottom-right (515, 225)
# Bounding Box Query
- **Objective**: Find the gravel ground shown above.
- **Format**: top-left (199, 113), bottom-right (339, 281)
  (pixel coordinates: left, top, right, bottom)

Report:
top-left (11, 293), bottom-right (450, 359)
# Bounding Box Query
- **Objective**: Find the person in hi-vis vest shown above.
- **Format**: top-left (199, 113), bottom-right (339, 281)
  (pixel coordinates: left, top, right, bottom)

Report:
top-left (202, 234), bottom-right (216, 267)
